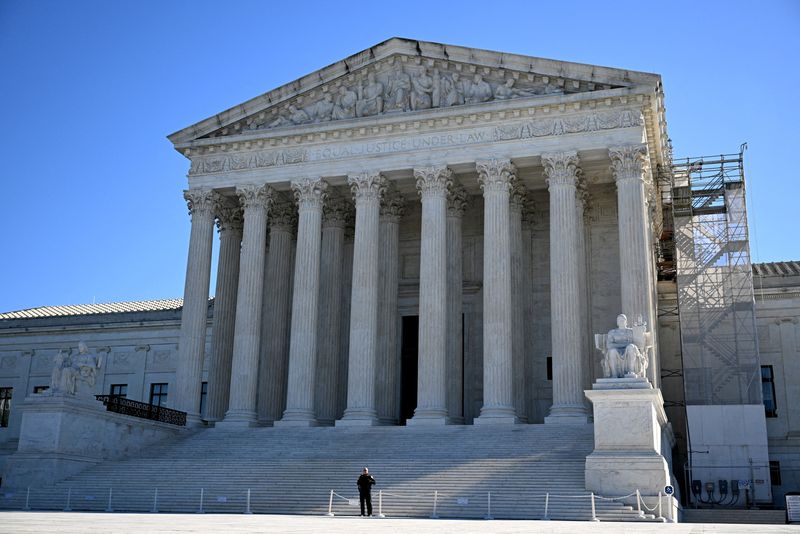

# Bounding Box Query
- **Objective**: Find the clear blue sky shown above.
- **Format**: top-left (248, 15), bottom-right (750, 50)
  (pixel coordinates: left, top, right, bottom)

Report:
top-left (1, 0), bottom-right (798, 312)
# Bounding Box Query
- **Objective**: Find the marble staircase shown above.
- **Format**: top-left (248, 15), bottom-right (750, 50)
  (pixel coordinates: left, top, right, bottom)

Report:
top-left (0, 424), bottom-right (660, 521)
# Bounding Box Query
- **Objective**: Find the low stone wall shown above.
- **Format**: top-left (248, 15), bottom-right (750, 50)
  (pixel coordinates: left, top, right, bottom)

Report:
top-left (2, 394), bottom-right (187, 488)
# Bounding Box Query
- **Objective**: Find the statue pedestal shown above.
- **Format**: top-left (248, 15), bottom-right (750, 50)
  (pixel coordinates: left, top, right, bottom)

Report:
top-left (584, 384), bottom-right (677, 520)
top-left (3, 393), bottom-right (185, 488)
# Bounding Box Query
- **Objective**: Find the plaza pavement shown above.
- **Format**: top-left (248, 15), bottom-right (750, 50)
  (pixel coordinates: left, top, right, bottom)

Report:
top-left (0, 513), bottom-right (797, 533)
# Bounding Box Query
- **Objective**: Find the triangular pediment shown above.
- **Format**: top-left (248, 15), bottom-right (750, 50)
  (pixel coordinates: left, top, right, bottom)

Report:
top-left (169, 38), bottom-right (661, 146)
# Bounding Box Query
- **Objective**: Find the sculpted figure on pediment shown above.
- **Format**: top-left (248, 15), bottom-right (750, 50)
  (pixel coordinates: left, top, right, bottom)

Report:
top-left (356, 72), bottom-right (384, 117)
top-left (386, 69), bottom-right (412, 112)
top-left (440, 71), bottom-right (468, 107)
top-left (493, 78), bottom-right (535, 100)
top-left (410, 68), bottom-right (434, 111)
top-left (332, 85), bottom-right (357, 120)
top-left (269, 104), bottom-right (311, 128)
top-left (465, 74), bottom-right (492, 104)
top-left (307, 93), bottom-right (334, 123)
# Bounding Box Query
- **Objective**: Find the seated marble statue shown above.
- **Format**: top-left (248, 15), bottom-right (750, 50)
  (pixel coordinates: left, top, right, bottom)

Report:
top-left (594, 314), bottom-right (651, 379)
top-left (49, 342), bottom-right (103, 396)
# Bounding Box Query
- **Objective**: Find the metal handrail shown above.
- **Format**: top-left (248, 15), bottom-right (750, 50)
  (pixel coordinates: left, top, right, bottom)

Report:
top-left (95, 395), bottom-right (187, 426)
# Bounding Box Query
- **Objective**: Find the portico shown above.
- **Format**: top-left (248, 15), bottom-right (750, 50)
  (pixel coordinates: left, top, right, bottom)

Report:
top-left (169, 38), bottom-right (666, 429)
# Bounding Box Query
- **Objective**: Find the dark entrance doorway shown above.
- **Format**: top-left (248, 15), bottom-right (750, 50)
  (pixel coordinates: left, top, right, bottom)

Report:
top-left (400, 315), bottom-right (419, 424)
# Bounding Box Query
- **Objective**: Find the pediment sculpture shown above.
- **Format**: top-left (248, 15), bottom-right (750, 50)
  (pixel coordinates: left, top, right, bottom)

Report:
top-left (594, 314), bottom-right (652, 380)
top-left (210, 62), bottom-right (597, 137)
top-left (48, 341), bottom-right (104, 396)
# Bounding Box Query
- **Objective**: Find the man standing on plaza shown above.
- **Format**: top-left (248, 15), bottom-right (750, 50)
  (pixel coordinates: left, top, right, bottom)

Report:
top-left (357, 467), bottom-right (376, 516)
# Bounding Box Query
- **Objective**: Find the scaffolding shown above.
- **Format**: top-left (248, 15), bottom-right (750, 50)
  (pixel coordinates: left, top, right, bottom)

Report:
top-left (669, 146), bottom-right (762, 406)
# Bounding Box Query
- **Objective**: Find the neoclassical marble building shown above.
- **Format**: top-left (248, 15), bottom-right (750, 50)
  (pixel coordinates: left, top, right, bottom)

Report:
top-left (166, 38), bottom-right (668, 428)
top-left (3, 40), bottom-right (800, 515)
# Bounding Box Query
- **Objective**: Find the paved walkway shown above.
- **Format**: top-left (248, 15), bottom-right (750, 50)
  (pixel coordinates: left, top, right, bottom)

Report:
top-left (0, 513), bottom-right (796, 533)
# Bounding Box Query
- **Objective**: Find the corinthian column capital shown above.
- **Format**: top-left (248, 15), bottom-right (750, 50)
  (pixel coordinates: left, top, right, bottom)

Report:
top-left (215, 200), bottom-right (244, 233)
top-left (542, 151), bottom-right (581, 188)
top-left (348, 172), bottom-right (386, 203)
top-left (476, 158), bottom-right (516, 193)
top-left (509, 181), bottom-right (528, 213)
top-left (291, 177), bottom-right (328, 211)
top-left (447, 180), bottom-right (469, 217)
top-left (323, 195), bottom-right (353, 229)
top-left (184, 188), bottom-right (220, 216)
top-left (269, 200), bottom-right (297, 232)
top-left (236, 184), bottom-right (275, 212)
top-left (609, 144), bottom-right (649, 182)
top-left (414, 166), bottom-right (453, 198)
top-left (380, 183), bottom-right (406, 222)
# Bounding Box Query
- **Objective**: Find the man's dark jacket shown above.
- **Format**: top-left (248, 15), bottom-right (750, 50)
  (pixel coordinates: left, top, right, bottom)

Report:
top-left (357, 474), bottom-right (376, 494)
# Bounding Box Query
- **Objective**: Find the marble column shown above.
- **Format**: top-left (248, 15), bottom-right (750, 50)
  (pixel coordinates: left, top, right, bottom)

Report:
top-left (205, 200), bottom-right (243, 422)
top-left (279, 178), bottom-right (328, 426)
top-left (575, 185), bottom-right (592, 392)
top-left (509, 181), bottom-right (528, 423)
top-left (257, 201), bottom-right (296, 425)
top-left (376, 186), bottom-right (404, 425)
top-left (409, 166), bottom-right (452, 425)
top-left (542, 152), bottom-right (589, 424)
top-left (475, 158), bottom-right (517, 424)
top-left (337, 229), bottom-right (355, 419)
top-left (315, 196), bottom-right (351, 426)
top-left (521, 199), bottom-right (537, 420)
top-left (221, 184), bottom-right (274, 426)
top-left (610, 144), bottom-right (657, 383)
top-left (175, 188), bottom-right (219, 422)
top-left (338, 172), bottom-right (385, 426)
top-left (446, 181), bottom-right (468, 424)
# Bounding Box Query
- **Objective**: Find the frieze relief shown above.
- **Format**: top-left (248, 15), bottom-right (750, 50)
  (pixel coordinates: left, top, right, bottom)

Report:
top-left (204, 57), bottom-right (620, 139)
top-left (189, 108), bottom-right (644, 176)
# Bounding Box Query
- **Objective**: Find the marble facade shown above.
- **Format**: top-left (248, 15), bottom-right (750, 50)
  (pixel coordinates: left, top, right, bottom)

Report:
top-left (167, 38), bottom-right (668, 428)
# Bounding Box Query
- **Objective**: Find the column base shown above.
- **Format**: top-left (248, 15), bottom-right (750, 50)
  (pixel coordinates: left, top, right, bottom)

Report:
top-left (407, 409), bottom-right (449, 426)
top-left (275, 410), bottom-right (318, 427)
top-left (217, 410), bottom-right (259, 428)
top-left (336, 408), bottom-right (379, 427)
top-left (545, 404), bottom-right (589, 424)
top-left (474, 406), bottom-right (518, 425)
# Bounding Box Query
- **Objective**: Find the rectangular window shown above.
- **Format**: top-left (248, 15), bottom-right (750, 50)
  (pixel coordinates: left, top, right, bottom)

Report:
top-left (0, 387), bottom-right (12, 428)
top-left (109, 384), bottom-right (128, 398)
top-left (761, 366), bottom-right (777, 417)
top-left (770, 460), bottom-right (782, 486)
top-left (546, 357), bottom-right (553, 381)
top-left (200, 382), bottom-right (208, 418)
top-left (33, 385), bottom-right (49, 394)
top-left (149, 383), bottom-right (168, 407)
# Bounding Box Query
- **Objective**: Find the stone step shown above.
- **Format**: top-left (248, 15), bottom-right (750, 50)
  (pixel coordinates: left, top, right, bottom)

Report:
top-left (0, 423), bottom-right (656, 522)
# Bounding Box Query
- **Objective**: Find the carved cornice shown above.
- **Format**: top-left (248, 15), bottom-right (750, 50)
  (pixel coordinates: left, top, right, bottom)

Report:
top-left (348, 172), bottom-right (386, 203)
top-left (184, 188), bottom-right (220, 217)
top-left (414, 166), bottom-right (452, 198)
top-left (236, 184), bottom-right (275, 213)
top-left (476, 158), bottom-right (516, 194)
top-left (323, 196), bottom-right (353, 228)
top-left (609, 144), bottom-right (649, 182)
top-left (447, 181), bottom-right (468, 217)
top-left (291, 177), bottom-right (328, 210)
top-left (542, 151), bottom-right (581, 188)
top-left (380, 183), bottom-right (406, 222)
top-left (186, 107), bottom-right (646, 177)
top-left (269, 200), bottom-right (297, 232)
